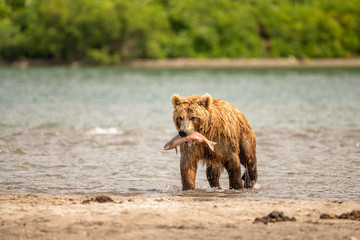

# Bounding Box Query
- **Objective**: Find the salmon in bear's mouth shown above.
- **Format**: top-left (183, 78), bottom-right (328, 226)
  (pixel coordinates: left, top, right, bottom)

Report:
top-left (164, 131), bottom-right (216, 153)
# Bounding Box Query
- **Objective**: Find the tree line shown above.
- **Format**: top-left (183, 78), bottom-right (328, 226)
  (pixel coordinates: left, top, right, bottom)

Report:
top-left (1, 0), bottom-right (359, 64)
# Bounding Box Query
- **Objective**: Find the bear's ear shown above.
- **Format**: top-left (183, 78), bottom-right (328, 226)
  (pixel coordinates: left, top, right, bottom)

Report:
top-left (200, 93), bottom-right (212, 110)
top-left (171, 94), bottom-right (183, 108)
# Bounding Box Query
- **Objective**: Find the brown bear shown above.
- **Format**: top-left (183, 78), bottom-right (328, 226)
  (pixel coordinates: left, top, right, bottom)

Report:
top-left (171, 93), bottom-right (257, 190)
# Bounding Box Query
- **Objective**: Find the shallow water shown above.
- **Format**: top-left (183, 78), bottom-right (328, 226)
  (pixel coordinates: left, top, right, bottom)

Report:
top-left (0, 67), bottom-right (359, 201)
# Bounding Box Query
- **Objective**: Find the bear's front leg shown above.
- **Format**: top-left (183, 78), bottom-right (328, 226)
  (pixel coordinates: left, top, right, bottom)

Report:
top-left (206, 164), bottom-right (221, 189)
top-left (180, 154), bottom-right (197, 191)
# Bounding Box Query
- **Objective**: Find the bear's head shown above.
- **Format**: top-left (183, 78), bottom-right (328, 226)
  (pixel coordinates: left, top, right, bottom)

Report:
top-left (171, 93), bottom-right (213, 137)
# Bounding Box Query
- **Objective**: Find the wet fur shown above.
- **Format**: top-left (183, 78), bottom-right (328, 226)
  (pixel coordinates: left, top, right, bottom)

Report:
top-left (171, 93), bottom-right (258, 190)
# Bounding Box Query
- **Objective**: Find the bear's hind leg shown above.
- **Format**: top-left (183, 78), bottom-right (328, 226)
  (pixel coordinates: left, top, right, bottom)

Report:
top-left (240, 140), bottom-right (258, 189)
top-left (225, 157), bottom-right (244, 190)
top-left (242, 159), bottom-right (258, 189)
top-left (206, 164), bottom-right (221, 189)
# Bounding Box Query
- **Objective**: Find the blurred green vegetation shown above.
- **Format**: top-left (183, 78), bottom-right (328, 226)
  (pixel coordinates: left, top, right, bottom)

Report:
top-left (0, 0), bottom-right (359, 64)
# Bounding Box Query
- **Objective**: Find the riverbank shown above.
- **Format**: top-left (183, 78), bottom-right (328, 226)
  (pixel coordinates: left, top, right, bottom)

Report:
top-left (128, 58), bottom-right (360, 68)
top-left (1, 194), bottom-right (359, 240)
top-left (3, 58), bottom-right (360, 68)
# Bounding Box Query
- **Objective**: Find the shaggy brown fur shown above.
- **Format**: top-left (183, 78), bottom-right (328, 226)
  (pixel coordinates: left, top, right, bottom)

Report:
top-left (171, 93), bottom-right (257, 190)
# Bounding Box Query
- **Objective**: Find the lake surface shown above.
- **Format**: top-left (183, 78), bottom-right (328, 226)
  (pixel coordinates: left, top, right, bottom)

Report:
top-left (0, 66), bottom-right (359, 201)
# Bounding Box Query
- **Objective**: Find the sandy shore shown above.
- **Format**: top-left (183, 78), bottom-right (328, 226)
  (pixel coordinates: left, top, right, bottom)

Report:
top-left (0, 194), bottom-right (359, 240)
top-left (5, 58), bottom-right (360, 68)
top-left (128, 58), bottom-right (360, 68)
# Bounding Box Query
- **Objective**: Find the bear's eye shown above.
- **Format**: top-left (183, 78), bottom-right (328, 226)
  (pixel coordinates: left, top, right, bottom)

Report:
top-left (190, 117), bottom-right (196, 121)
top-left (178, 116), bottom-right (183, 121)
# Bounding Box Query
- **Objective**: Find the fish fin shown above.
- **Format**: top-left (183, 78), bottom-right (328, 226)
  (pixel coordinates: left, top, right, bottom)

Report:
top-left (187, 140), bottom-right (192, 147)
top-left (175, 147), bottom-right (178, 155)
top-left (208, 141), bottom-right (217, 152)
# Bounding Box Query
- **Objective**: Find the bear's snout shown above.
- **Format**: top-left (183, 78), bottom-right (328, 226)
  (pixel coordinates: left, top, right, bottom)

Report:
top-left (179, 130), bottom-right (187, 137)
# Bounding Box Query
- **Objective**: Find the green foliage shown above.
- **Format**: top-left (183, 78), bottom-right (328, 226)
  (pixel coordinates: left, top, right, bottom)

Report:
top-left (0, 0), bottom-right (359, 63)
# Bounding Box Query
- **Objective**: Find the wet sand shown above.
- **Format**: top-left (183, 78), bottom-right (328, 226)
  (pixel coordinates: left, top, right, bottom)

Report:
top-left (1, 194), bottom-right (359, 240)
